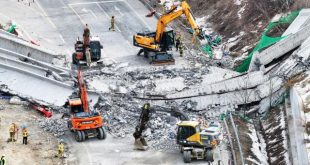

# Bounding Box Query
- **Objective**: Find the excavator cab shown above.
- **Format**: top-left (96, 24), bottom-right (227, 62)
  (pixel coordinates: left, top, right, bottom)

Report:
top-left (159, 30), bottom-right (175, 51)
top-left (68, 98), bottom-right (83, 113)
top-left (134, 30), bottom-right (175, 65)
top-left (89, 37), bottom-right (102, 61)
top-left (72, 36), bottom-right (103, 65)
top-left (177, 121), bottom-right (215, 163)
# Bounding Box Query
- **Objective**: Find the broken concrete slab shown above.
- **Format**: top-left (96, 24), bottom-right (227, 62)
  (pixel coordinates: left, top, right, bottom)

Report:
top-left (0, 31), bottom-right (65, 64)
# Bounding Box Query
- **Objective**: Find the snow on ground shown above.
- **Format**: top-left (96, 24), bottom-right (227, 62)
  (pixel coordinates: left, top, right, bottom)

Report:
top-left (247, 124), bottom-right (268, 165)
top-left (159, 0), bottom-right (180, 10)
top-left (262, 107), bottom-right (291, 164)
top-left (293, 71), bottom-right (310, 161)
top-left (234, 0), bottom-right (242, 6)
top-left (295, 71), bottom-right (310, 108)
top-left (238, 4), bottom-right (246, 19)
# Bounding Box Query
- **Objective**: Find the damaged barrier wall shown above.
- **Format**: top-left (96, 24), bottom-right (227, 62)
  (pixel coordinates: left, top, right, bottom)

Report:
top-left (250, 23), bottom-right (310, 72)
top-left (0, 47), bottom-right (70, 76)
top-left (0, 30), bottom-right (64, 64)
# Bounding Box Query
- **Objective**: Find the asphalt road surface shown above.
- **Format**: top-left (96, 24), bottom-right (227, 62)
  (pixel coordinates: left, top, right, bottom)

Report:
top-left (37, 0), bottom-right (158, 65)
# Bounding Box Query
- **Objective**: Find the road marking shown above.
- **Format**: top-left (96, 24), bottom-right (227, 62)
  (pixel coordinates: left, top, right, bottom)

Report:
top-left (114, 6), bottom-right (124, 17)
top-left (69, 6), bottom-right (97, 36)
top-left (82, 8), bottom-right (98, 19)
top-left (123, 0), bottom-right (152, 30)
top-left (89, 10), bottom-right (98, 19)
top-left (96, 3), bottom-right (121, 32)
top-left (69, 5), bottom-right (86, 25)
top-left (59, 34), bottom-right (66, 44)
top-left (68, 0), bottom-right (124, 6)
top-left (35, 0), bottom-right (57, 29)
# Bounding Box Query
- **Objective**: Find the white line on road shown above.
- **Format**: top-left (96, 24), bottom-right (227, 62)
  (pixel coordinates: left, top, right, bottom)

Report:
top-left (69, 5), bottom-right (86, 25)
top-left (123, 0), bottom-right (152, 30)
top-left (35, 0), bottom-right (57, 29)
top-left (69, 5), bottom-right (96, 36)
top-left (59, 34), bottom-right (66, 44)
top-left (68, 0), bottom-right (124, 6)
top-left (89, 10), bottom-right (98, 19)
top-left (114, 5), bottom-right (124, 17)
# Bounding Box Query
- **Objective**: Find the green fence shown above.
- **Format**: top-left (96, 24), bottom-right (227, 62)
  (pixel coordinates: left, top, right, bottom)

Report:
top-left (235, 10), bottom-right (300, 72)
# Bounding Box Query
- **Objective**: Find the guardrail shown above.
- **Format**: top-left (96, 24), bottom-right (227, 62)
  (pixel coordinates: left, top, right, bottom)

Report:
top-left (229, 113), bottom-right (245, 165)
top-left (223, 115), bottom-right (237, 165)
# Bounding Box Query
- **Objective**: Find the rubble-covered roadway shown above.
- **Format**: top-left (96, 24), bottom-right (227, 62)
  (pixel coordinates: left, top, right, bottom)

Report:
top-left (0, 0), bottom-right (310, 165)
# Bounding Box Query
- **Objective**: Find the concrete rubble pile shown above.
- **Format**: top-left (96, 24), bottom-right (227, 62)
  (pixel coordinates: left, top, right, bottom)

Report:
top-left (86, 63), bottom-right (210, 96)
top-left (37, 118), bottom-right (67, 137)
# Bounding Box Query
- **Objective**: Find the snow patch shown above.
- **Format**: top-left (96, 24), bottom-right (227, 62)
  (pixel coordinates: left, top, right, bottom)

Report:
top-left (234, 0), bottom-right (242, 5)
top-left (247, 124), bottom-right (268, 165)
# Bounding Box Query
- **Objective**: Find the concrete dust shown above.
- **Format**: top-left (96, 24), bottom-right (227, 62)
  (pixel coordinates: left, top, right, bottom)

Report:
top-left (0, 100), bottom-right (61, 165)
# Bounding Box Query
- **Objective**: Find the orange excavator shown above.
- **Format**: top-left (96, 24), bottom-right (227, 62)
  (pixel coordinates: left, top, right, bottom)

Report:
top-left (67, 70), bottom-right (106, 142)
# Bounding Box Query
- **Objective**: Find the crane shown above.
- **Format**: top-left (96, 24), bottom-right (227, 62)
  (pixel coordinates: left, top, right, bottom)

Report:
top-left (133, 0), bottom-right (201, 65)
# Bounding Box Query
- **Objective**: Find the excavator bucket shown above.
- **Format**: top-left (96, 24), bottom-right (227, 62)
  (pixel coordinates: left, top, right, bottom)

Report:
top-left (134, 137), bottom-right (149, 150)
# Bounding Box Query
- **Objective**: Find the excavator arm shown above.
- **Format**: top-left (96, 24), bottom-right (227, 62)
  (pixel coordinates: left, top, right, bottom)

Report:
top-left (133, 0), bottom-right (200, 65)
top-left (155, 1), bottom-right (201, 43)
top-left (77, 70), bottom-right (89, 112)
top-left (133, 104), bottom-right (189, 150)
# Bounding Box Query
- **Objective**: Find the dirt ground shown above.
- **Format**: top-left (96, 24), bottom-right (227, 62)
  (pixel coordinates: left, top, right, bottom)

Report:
top-left (0, 99), bottom-right (61, 165)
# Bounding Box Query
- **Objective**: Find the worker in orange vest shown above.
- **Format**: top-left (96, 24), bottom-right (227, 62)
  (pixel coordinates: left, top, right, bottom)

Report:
top-left (9, 123), bottom-right (18, 142)
top-left (57, 140), bottom-right (65, 158)
top-left (22, 128), bottom-right (28, 145)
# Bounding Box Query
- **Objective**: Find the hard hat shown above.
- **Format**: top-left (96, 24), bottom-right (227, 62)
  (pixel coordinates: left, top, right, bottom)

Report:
top-left (60, 139), bottom-right (64, 143)
top-left (1, 154), bottom-right (5, 157)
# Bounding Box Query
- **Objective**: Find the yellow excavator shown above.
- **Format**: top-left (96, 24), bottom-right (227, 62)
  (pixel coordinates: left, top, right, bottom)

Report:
top-left (134, 104), bottom-right (218, 163)
top-left (133, 0), bottom-right (201, 65)
top-left (177, 121), bottom-right (217, 163)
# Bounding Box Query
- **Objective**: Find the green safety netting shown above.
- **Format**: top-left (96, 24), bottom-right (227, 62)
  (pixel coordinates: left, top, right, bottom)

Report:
top-left (188, 27), bottom-right (222, 58)
top-left (203, 44), bottom-right (213, 58)
top-left (235, 10), bottom-right (300, 72)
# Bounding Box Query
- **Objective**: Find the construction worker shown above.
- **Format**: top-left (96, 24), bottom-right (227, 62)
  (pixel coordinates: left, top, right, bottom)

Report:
top-left (22, 128), bottom-right (28, 145)
top-left (0, 154), bottom-right (5, 165)
top-left (57, 140), bottom-right (65, 158)
top-left (83, 24), bottom-right (90, 47)
top-left (9, 123), bottom-right (18, 142)
top-left (109, 16), bottom-right (115, 31)
top-left (178, 42), bottom-right (184, 57)
top-left (175, 32), bottom-right (181, 51)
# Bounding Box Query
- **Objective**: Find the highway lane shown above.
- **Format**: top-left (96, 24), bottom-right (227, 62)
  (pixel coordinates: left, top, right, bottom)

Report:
top-left (37, 0), bottom-right (157, 64)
